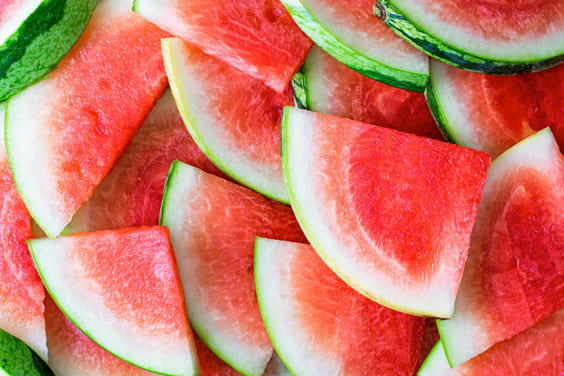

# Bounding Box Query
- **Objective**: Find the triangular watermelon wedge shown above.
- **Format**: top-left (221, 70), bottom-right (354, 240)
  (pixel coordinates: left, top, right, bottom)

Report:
top-left (28, 226), bottom-right (200, 376)
top-left (254, 237), bottom-right (424, 375)
top-left (281, 107), bottom-right (490, 317)
top-left (5, 0), bottom-right (170, 238)
top-left (438, 128), bottom-right (564, 366)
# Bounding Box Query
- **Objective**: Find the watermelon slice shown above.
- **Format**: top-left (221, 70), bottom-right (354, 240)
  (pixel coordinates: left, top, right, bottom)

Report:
top-left (281, 0), bottom-right (428, 91)
top-left (28, 226), bottom-right (200, 376)
top-left (427, 59), bottom-right (564, 158)
top-left (160, 161), bottom-right (307, 376)
top-left (375, 0), bottom-right (564, 73)
top-left (0, 0), bottom-right (96, 101)
top-left (44, 295), bottom-right (160, 376)
top-left (65, 88), bottom-right (226, 234)
top-left (281, 107), bottom-right (490, 317)
top-left (5, 0), bottom-right (170, 238)
top-left (300, 46), bottom-right (442, 140)
top-left (438, 128), bottom-right (564, 366)
top-left (0, 327), bottom-right (53, 375)
top-left (254, 237), bottom-right (424, 375)
top-left (420, 309), bottom-right (564, 375)
top-left (0, 103), bottom-right (46, 361)
top-left (195, 334), bottom-right (242, 376)
top-left (133, 0), bottom-right (312, 93)
top-left (162, 37), bottom-right (293, 203)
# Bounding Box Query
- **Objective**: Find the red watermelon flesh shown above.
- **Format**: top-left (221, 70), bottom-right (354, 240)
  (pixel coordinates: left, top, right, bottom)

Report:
top-left (0, 0), bottom-right (21, 22)
top-left (66, 88), bottom-right (227, 234)
top-left (5, 0), bottom-right (170, 237)
top-left (44, 295), bottom-right (159, 376)
top-left (305, 46), bottom-right (442, 140)
top-left (0, 108), bottom-right (46, 361)
top-left (133, 0), bottom-right (312, 92)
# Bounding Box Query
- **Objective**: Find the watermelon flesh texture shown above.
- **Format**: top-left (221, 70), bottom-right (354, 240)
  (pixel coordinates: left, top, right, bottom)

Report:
top-left (428, 59), bottom-right (564, 158)
top-left (66, 88), bottom-right (227, 234)
top-left (282, 107), bottom-right (490, 317)
top-left (133, 0), bottom-right (311, 93)
top-left (303, 46), bottom-right (442, 140)
top-left (5, 0), bottom-right (170, 238)
top-left (0, 104), bottom-right (46, 361)
top-left (255, 237), bottom-right (424, 375)
top-left (29, 226), bottom-right (200, 376)
top-left (161, 161), bottom-right (307, 376)
top-left (163, 37), bottom-right (293, 203)
top-left (44, 295), bottom-right (160, 376)
top-left (438, 128), bottom-right (564, 366)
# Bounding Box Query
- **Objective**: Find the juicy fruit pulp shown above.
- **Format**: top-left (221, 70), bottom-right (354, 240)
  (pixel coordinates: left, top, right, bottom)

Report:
top-left (282, 107), bottom-right (489, 317)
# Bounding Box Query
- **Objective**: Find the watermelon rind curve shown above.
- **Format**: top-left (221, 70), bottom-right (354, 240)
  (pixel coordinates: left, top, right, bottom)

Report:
top-left (0, 0), bottom-right (97, 101)
top-left (280, 0), bottom-right (428, 92)
top-left (423, 66), bottom-right (458, 145)
top-left (416, 340), bottom-right (451, 376)
top-left (0, 328), bottom-right (54, 376)
top-left (375, 0), bottom-right (564, 74)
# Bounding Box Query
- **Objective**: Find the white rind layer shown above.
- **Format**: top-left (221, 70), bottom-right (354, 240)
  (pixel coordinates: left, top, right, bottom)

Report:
top-left (0, 0), bottom-right (42, 45)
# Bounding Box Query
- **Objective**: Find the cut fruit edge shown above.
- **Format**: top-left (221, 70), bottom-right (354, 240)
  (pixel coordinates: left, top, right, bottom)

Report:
top-left (417, 340), bottom-right (450, 376)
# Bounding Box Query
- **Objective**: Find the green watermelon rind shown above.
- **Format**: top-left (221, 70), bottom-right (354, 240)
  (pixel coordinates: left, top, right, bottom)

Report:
top-left (0, 0), bottom-right (97, 101)
top-left (0, 328), bottom-right (54, 376)
top-left (423, 75), bottom-right (458, 145)
top-left (376, 0), bottom-right (564, 74)
top-left (281, 0), bottom-right (428, 92)
top-left (291, 65), bottom-right (309, 110)
top-left (416, 339), bottom-right (451, 376)
top-left (162, 38), bottom-right (290, 205)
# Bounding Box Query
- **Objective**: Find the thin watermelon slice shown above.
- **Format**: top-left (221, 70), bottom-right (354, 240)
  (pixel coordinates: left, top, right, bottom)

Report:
top-left (254, 237), bottom-right (424, 375)
top-left (28, 226), bottom-right (200, 376)
top-left (420, 309), bottom-right (564, 375)
top-left (281, 107), bottom-right (490, 317)
top-left (160, 161), bottom-right (306, 376)
top-left (0, 103), bottom-right (46, 361)
top-left (162, 37), bottom-right (293, 203)
top-left (375, 0), bottom-right (564, 73)
top-left (438, 128), bottom-right (564, 366)
top-left (300, 46), bottom-right (442, 140)
top-left (0, 0), bottom-right (96, 101)
top-left (133, 0), bottom-right (312, 93)
top-left (0, 327), bottom-right (53, 375)
top-left (44, 295), bottom-right (160, 376)
top-left (281, 0), bottom-right (428, 91)
top-left (427, 59), bottom-right (564, 158)
top-left (65, 88), bottom-right (227, 234)
top-left (5, 0), bottom-right (170, 238)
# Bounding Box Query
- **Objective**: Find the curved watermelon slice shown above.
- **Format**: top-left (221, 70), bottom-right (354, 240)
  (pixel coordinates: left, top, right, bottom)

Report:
top-left (133, 0), bottom-right (311, 93)
top-left (281, 107), bottom-right (490, 317)
top-left (420, 310), bottom-right (564, 375)
top-left (0, 327), bottom-right (53, 375)
top-left (376, 0), bottom-right (564, 73)
top-left (162, 37), bottom-right (293, 203)
top-left (0, 0), bottom-right (96, 101)
top-left (0, 104), bottom-right (46, 361)
top-left (438, 128), bottom-right (564, 366)
top-left (281, 0), bottom-right (428, 91)
top-left (160, 161), bottom-right (306, 376)
top-left (65, 88), bottom-right (227, 234)
top-left (255, 237), bottom-right (424, 375)
top-left (301, 46), bottom-right (442, 140)
top-left (44, 296), bottom-right (159, 376)
top-left (28, 226), bottom-right (200, 376)
top-left (427, 59), bottom-right (564, 158)
top-left (5, 0), bottom-right (170, 238)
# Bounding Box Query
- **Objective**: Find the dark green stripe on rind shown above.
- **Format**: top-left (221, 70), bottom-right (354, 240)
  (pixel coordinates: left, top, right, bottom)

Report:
top-left (423, 79), bottom-right (457, 144)
top-left (290, 65), bottom-right (308, 110)
top-left (281, 0), bottom-right (428, 92)
top-left (376, 0), bottom-right (564, 75)
top-left (0, 328), bottom-right (54, 375)
top-left (0, 0), bottom-right (97, 101)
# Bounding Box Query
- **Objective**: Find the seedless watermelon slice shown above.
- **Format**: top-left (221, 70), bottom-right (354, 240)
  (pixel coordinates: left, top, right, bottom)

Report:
top-left (376, 0), bottom-right (564, 73)
top-left (0, 0), bottom-right (95, 101)
top-left (255, 237), bottom-right (424, 375)
top-left (162, 38), bottom-right (293, 203)
top-left (438, 128), bottom-right (564, 366)
top-left (5, 0), bottom-right (170, 238)
top-left (301, 46), bottom-right (442, 140)
top-left (28, 226), bottom-right (200, 376)
top-left (282, 107), bottom-right (490, 317)
top-left (161, 161), bottom-right (306, 376)
top-left (427, 59), bottom-right (564, 158)
top-left (133, 0), bottom-right (311, 93)
top-left (281, 0), bottom-right (428, 91)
